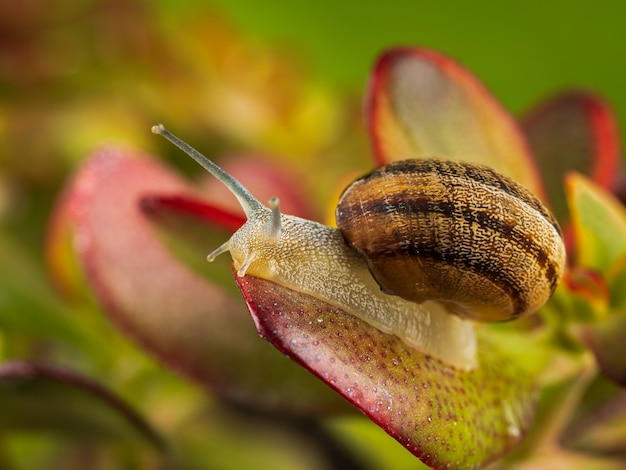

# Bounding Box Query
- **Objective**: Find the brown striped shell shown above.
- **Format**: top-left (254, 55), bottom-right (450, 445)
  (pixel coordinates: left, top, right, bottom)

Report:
top-left (336, 159), bottom-right (566, 322)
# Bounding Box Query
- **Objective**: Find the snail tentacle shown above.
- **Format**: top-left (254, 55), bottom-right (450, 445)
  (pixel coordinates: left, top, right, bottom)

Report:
top-left (152, 124), bottom-right (264, 217)
top-left (236, 253), bottom-right (257, 277)
top-left (207, 241), bottom-right (231, 262)
top-left (266, 197), bottom-right (282, 239)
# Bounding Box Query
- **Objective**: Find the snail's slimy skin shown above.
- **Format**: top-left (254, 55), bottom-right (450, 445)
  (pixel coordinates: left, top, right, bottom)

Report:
top-left (228, 209), bottom-right (477, 370)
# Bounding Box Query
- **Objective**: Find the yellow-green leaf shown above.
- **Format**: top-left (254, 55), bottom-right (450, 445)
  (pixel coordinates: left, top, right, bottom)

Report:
top-left (566, 173), bottom-right (626, 272)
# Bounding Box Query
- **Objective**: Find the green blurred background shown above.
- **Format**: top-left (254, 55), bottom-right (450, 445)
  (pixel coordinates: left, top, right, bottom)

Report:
top-left (210, 0), bottom-right (626, 134)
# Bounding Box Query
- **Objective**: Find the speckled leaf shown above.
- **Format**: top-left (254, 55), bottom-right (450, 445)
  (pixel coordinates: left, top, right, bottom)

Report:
top-left (522, 91), bottom-right (620, 224)
top-left (566, 173), bottom-right (626, 272)
top-left (236, 275), bottom-right (540, 469)
top-left (0, 361), bottom-right (163, 448)
top-left (582, 313), bottom-right (626, 387)
top-left (48, 148), bottom-right (350, 414)
top-left (368, 47), bottom-right (543, 197)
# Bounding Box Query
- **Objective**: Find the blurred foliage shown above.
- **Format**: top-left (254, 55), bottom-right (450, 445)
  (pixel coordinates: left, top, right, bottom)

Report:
top-left (209, 0), bottom-right (626, 135)
top-left (1, 1), bottom-right (626, 469)
top-left (0, 1), bottom-right (408, 468)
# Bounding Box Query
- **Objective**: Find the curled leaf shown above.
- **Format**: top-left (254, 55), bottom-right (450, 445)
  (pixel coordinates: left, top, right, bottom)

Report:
top-left (141, 194), bottom-right (246, 233)
top-left (566, 173), bottom-right (626, 272)
top-left (237, 274), bottom-right (540, 469)
top-left (49, 148), bottom-right (350, 414)
top-left (368, 47), bottom-right (543, 196)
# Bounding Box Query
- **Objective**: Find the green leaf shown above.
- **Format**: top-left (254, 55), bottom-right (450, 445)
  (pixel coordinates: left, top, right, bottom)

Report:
top-left (174, 404), bottom-right (368, 470)
top-left (562, 375), bottom-right (626, 454)
top-left (566, 173), bottom-right (626, 272)
top-left (0, 233), bottom-right (97, 351)
top-left (606, 253), bottom-right (626, 309)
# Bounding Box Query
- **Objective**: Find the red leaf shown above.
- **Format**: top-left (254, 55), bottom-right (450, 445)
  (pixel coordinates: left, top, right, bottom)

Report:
top-left (140, 194), bottom-right (246, 232)
top-left (48, 148), bottom-right (350, 414)
top-left (237, 274), bottom-right (539, 469)
top-left (522, 91), bottom-right (621, 223)
top-left (198, 154), bottom-right (318, 220)
top-left (368, 47), bottom-right (544, 197)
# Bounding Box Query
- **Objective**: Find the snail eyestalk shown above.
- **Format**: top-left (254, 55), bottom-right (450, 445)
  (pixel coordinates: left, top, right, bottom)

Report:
top-left (151, 124), bottom-right (264, 217)
top-left (267, 197), bottom-right (282, 239)
top-left (207, 241), bottom-right (230, 262)
top-left (236, 254), bottom-right (257, 277)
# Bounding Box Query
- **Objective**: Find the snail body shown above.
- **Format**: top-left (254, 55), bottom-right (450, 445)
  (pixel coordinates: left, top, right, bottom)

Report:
top-left (226, 207), bottom-right (477, 369)
top-left (152, 124), bottom-right (565, 371)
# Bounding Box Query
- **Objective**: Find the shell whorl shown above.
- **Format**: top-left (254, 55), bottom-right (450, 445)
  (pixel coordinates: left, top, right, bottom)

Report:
top-left (336, 159), bottom-right (566, 322)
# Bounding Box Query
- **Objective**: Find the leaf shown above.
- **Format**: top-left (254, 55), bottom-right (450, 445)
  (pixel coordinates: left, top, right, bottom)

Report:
top-left (562, 376), bottom-right (626, 456)
top-left (236, 274), bottom-right (541, 469)
top-left (566, 173), bottom-right (626, 272)
top-left (141, 194), bottom-right (246, 233)
top-left (582, 313), bottom-right (626, 387)
top-left (607, 253), bottom-right (626, 309)
top-left (561, 267), bottom-right (610, 321)
top-left (522, 91), bottom-right (621, 224)
top-left (174, 404), bottom-right (368, 470)
top-left (197, 154), bottom-right (319, 220)
top-left (49, 147), bottom-right (350, 414)
top-left (367, 47), bottom-right (543, 197)
top-left (139, 194), bottom-right (246, 293)
top-left (503, 450), bottom-right (626, 469)
top-left (0, 361), bottom-right (164, 448)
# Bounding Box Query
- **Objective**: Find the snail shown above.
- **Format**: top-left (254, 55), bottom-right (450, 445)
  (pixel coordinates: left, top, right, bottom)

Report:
top-left (152, 124), bottom-right (566, 371)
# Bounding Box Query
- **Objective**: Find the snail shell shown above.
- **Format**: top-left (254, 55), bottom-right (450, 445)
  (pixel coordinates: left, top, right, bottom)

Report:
top-left (336, 159), bottom-right (566, 322)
